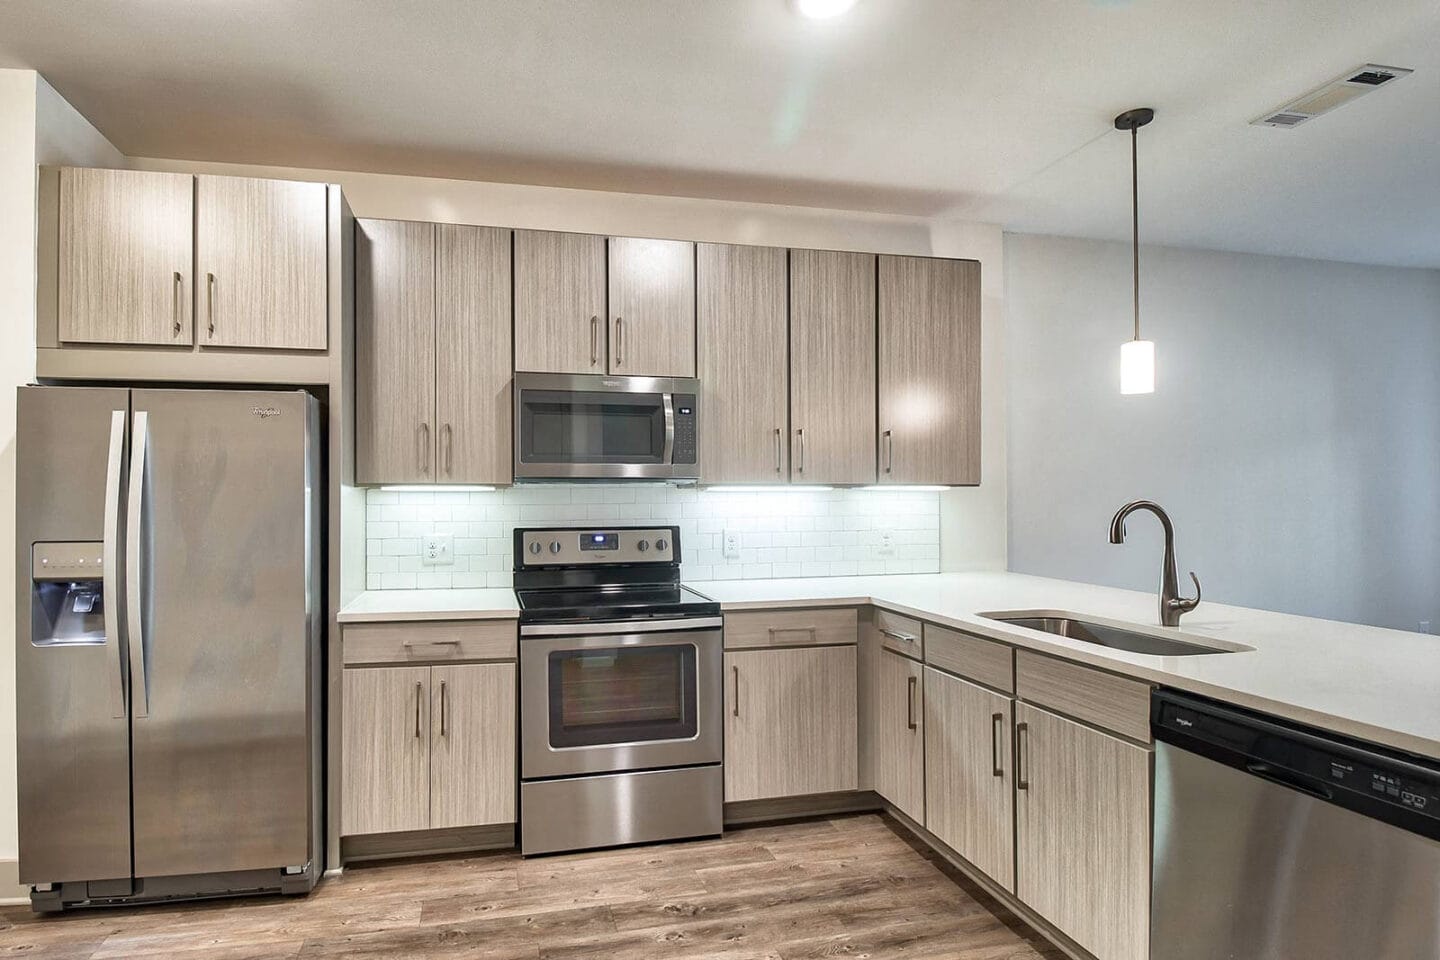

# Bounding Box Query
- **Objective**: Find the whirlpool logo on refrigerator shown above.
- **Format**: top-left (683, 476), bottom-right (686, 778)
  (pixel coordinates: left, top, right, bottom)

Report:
top-left (250, 406), bottom-right (283, 420)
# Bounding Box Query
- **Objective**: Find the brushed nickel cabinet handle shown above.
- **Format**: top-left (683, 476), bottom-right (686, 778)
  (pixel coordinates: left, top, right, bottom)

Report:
top-left (883, 429), bottom-right (893, 474)
top-left (401, 639), bottom-right (462, 648)
top-left (880, 628), bottom-right (918, 645)
top-left (796, 428), bottom-right (805, 474)
top-left (774, 427), bottom-right (782, 473)
top-left (1016, 721), bottom-right (1030, 790)
top-left (906, 675), bottom-right (917, 730)
top-left (442, 423), bottom-right (453, 476)
top-left (206, 273), bottom-right (216, 336)
top-left (414, 681), bottom-right (423, 739)
top-left (418, 423), bottom-right (431, 475)
top-left (615, 316), bottom-right (624, 367)
top-left (732, 665), bottom-right (739, 718)
top-left (991, 712), bottom-right (1004, 778)
top-left (439, 679), bottom-right (448, 738)
top-left (590, 315), bottom-right (599, 366)
top-left (767, 626), bottom-right (817, 641)
top-left (172, 271), bottom-right (183, 334)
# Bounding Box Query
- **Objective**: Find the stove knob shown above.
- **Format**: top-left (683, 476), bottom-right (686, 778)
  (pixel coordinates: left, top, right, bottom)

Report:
top-left (549, 540), bottom-right (562, 555)
top-left (655, 538), bottom-right (668, 552)
top-left (528, 541), bottom-right (542, 556)
top-left (637, 539), bottom-right (649, 553)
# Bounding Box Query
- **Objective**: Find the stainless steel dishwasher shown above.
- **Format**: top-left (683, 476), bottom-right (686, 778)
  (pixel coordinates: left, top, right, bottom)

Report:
top-left (1151, 689), bottom-right (1440, 960)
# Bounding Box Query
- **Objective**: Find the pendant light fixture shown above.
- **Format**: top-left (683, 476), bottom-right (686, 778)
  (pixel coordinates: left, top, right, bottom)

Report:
top-left (1115, 107), bottom-right (1155, 395)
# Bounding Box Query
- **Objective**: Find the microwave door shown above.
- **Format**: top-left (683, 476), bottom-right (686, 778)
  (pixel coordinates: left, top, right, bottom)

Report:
top-left (516, 389), bottom-right (667, 479)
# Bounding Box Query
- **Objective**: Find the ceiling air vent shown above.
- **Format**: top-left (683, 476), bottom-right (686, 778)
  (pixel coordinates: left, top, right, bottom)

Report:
top-left (1252, 63), bottom-right (1413, 129)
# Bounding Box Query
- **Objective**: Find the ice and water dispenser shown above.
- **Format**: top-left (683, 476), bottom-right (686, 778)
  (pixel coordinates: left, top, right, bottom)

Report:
top-left (31, 541), bottom-right (108, 646)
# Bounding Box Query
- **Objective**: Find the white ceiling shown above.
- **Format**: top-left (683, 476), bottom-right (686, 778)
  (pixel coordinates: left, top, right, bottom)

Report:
top-left (3, 0), bottom-right (1439, 267)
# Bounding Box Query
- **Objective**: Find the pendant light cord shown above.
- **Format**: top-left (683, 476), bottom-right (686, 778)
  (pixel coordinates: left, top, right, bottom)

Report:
top-left (1131, 124), bottom-right (1140, 342)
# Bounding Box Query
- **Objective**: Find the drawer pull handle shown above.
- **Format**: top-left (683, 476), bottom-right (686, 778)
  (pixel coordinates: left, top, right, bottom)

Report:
top-left (402, 639), bottom-right (462, 648)
top-left (767, 626), bottom-right (817, 639)
top-left (1016, 721), bottom-right (1030, 790)
top-left (880, 628), bottom-right (917, 644)
top-left (991, 712), bottom-right (1004, 778)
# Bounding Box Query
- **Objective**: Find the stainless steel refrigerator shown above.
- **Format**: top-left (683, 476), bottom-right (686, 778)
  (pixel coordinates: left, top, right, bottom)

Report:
top-left (15, 386), bottom-right (323, 911)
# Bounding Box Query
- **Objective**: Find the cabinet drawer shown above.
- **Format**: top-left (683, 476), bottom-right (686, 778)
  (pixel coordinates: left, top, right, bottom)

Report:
top-left (924, 624), bottom-right (1013, 694)
top-left (1015, 650), bottom-right (1151, 743)
top-left (875, 609), bottom-right (923, 660)
top-left (343, 620), bottom-right (518, 665)
top-left (724, 607), bottom-right (857, 649)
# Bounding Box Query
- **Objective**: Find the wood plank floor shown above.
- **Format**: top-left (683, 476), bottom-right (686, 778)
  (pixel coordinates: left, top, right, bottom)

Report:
top-left (0, 814), bottom-right (1065, 959)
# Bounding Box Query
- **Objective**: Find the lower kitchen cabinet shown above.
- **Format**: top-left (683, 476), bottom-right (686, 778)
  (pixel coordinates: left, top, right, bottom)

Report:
top-left (874, 647), bottom-right (925, 823)
top-left (1014, 701), bottom-right (1151, 960)
top-left (342, 662), bottom-right (516, 837)
top-left (924, 667), bottom-right (1014, 890)
top-left (724, 645), bottom-right (857, 802)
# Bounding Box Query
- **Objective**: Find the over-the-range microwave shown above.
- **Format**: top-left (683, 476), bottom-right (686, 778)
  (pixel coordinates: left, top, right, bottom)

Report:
top-left (513, 372), bottom-right (699, 481)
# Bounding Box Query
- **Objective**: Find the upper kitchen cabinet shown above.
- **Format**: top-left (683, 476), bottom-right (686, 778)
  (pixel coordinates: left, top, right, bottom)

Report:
top-left (607, 236), bottom-right (695, 377)
top-left (38, 166), bottom-right (345, 384)
top-left (696, 243), bottom-right (788, 482)
top-left (514, 230), bottom-right (607, 374)
top-left (356, 218), bottom-right (512, 485)
top-left (58, 167), bottom-right (195, 346)
top-left (878, 256), bottom-right (981, 485)
top-left (789, 249), bottom-right (877, 484)
top-left (196, 175), bottom-right (328, 350)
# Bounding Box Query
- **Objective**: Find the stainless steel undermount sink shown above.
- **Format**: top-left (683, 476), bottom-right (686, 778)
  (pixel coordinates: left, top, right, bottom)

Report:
top-left (980, 611), bottom-right (1249, 657)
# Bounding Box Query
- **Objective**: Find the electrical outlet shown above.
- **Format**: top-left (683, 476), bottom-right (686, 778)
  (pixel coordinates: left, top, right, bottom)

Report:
top-left (879, 529), bottom-right (896, 556)
top-left (1420, 620), bottom-right (1432, 634)
top-left (422, 534), bottom-right (454, 566)
top-left (722, 529), bottom-right (742, 559)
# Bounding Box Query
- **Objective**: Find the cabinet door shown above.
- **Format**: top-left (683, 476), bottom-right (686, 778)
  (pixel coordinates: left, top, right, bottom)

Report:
top-left (431, 663), bottom-right (516, 829)
top-left (789, 249), bottom-right (876, 484)
top-left (342, 666), bottom-right (430, 836)
top-left (437, 224), bottom-right (512, 483)
top-left (514, 229), bottom-right (606, 374)
top-left (608, 236), bottom-right (695, 377)
top-left (196, 175), bottom-right (328, 350)
top-left (874, 648), bottom-right (924, 822)
top-left (696, 243), bottom-right (788, 482)
top-left (1015, 702), bottom-right (1151, 960)
top-left (58, 167), bottom-right (194, 346)
top-left (724, 646), bottom-right (857, 802)
top-left (355, 219), bottom-right (436, 484)
top-left (878, 256), bottom-right (981, 485)
top-left (924, 668), bottom-right (1013, 890)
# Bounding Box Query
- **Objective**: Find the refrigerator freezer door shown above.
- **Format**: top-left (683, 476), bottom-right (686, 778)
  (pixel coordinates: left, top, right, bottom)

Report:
top-left (15, 386), bottom-right (133, 884)
top-left (129, 389), bottom-right (319, 878)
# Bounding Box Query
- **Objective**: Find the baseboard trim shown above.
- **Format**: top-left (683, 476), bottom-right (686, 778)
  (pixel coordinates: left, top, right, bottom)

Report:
top-left (723, 790), bottom-right (882, 826)
top-left (341, 823), bottom-right (515, 864)
top-left (0, 858), bottom-right (30, 906)
top-left (882, 805), bottom-right (1091, 960)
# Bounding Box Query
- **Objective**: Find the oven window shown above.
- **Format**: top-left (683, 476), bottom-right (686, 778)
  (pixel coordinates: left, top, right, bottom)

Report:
top-left (548, 644), bottom-right (697, 748)
top-left (520, 390), bottom-right (665, 464)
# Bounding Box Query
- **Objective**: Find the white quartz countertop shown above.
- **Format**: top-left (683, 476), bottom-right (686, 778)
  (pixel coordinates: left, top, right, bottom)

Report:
top-left (338, 588), bottom-right (518, 623)
top-left (336, 572), bottom-right (1440, 759)
top-left (686, 572), bottom-right (1440, 760)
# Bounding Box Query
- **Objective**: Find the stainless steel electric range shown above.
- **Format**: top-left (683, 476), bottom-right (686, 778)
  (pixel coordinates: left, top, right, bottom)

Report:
top-left (514, 525), bottom-right (723, 856)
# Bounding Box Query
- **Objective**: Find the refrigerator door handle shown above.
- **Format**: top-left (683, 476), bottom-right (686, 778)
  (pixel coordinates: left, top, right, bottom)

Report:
top-left (126, 411), bottom-right (150, 718)
top-left (103, 410), bottom-right (127, 719)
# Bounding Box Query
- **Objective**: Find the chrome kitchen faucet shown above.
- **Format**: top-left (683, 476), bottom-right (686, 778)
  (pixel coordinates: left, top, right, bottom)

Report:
top-left (1109, 500), bottom-right (1202, 627)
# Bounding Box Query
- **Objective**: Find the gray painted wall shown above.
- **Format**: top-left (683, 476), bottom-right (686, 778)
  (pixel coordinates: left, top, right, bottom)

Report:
top-left (1005, 233), bottom-right (1440, 632)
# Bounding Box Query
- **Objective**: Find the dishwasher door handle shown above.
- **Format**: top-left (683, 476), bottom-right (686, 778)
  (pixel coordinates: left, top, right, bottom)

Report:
top-left (1245, 762), bottom-right (1333, 801)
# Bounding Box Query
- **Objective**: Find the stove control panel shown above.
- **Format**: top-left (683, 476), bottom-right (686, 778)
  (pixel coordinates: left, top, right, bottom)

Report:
top-left (517, 526), bottom-right (678, 566)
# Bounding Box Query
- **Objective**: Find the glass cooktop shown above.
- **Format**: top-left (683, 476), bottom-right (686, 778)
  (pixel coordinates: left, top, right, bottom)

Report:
top-left (516, 584), bottom-right (720, 624)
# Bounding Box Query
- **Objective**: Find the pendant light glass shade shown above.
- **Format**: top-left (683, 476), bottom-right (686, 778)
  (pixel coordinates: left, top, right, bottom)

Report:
top-left (1115, 107), bottom-right (1156, 395)
top-left (1120, 339), bottom-right (1155, 395)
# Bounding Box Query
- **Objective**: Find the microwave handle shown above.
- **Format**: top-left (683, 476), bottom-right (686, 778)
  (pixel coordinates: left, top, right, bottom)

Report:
top-left (662, 393), bottom-right (675, 464)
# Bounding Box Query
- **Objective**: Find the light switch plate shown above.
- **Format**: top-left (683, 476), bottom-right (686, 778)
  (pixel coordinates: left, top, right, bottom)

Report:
top-left (422, 535), bottom-right (454, 566)
top-left (722, 529), bottom-right (741, 559)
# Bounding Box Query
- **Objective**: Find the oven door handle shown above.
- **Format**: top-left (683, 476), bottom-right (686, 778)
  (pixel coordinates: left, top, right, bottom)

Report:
top-left (520, 616), bottom-right (724, 637)
top-left (662, 393), bottom-right (675, 465)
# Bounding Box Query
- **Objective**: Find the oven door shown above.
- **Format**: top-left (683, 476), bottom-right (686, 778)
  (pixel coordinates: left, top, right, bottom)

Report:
top-left (519, 621), bottom-right (722, 779)
top-left (512, 373), bottom-right (698, 480)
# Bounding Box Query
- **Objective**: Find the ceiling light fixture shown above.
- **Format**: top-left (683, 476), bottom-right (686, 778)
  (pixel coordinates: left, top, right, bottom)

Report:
top-left (793, 0), bottom-right (859, 20)
top-left (1115, 107), bottom-right (1156, 395)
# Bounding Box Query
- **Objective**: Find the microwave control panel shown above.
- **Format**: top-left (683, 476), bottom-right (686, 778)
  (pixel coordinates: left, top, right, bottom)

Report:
top-left (672, 395), bottom-right (697, 464)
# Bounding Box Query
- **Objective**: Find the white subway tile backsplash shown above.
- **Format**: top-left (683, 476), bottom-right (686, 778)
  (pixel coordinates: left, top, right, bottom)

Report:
top-left (363, 484), bottom-right (941, 589)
